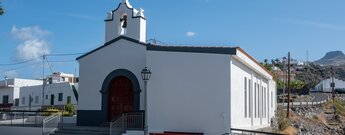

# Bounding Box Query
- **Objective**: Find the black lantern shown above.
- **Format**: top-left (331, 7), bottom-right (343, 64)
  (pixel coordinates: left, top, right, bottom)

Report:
top-left (141, 67), bottom-right (151, 81)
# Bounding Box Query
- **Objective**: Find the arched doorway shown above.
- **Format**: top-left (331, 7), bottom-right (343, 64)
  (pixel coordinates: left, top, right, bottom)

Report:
top-left (108, 76), bottom-right (134, 121)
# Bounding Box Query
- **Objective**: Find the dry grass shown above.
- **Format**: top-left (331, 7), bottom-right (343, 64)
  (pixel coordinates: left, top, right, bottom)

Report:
top-left (313, 113), bottom-right (327, 125)
top-left (281, 126), bottom-right (297, 135)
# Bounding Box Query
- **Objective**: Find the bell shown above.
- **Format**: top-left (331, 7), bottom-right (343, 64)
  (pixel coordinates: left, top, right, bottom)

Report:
top-left (120, 16), bottom-right (127, 28)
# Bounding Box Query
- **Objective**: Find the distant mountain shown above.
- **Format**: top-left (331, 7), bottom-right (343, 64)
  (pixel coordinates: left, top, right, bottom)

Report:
top-left (314, 51), bottom-right (345, 66)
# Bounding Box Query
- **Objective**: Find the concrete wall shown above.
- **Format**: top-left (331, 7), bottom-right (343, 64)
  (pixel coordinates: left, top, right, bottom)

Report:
top-left (78, 39), bottom-right (146, 111)
top-left (147, 50), bottom-right (231, 135)
top-left (0, 126), bottom-right (41, 135)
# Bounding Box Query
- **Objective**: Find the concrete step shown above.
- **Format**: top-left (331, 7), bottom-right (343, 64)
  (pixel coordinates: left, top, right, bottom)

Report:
top-left (122, 130), bottom-right (144, 135)
top-left (54, 130), bottom-right (108, 135)
top-left (53, 133), bottom-right (108, 135)
top-left (51, 126), bottom-right (109, 135)
top-left (61, 126), bottom-right (109, 132)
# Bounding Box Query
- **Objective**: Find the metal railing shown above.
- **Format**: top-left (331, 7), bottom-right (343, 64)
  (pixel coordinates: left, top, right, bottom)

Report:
top-left (42, 112), bottom-right (61, 135)
top-left (110, 113), bottom-right (126, 135)
top-left (230, 128), bottom-right (287, 135)
top-left (0, 110), bottom-right (58, 127)
top-left (110, 111), bottom-right (145, 135)
top-left (278, 95), bottom-right (330, 108)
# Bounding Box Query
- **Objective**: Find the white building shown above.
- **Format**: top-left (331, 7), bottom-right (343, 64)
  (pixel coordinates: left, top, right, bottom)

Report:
top-left (47, 72), bottom-right (78, 84)
top-left (0, 78), bottom-right (42, 109)
top-left (16, 82), bottom-right (78, 110)
top-left (314, 77), bottom-right (345, 92)
top-left (76, 0), bottom-right (277, 134)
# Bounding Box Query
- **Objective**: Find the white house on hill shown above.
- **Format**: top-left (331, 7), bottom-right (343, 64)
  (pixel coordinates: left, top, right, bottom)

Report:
top-left (76, 0), bottom-right (277, 134)
top-left (314, 77), bottom-right (345, 92)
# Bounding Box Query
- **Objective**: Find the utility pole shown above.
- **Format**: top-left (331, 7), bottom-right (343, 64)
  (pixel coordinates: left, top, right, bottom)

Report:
top-left (331, 67), bottom-right (335, 104)
top-left (287, 52), bottom-right (291, 118)
top-left (42, 52), bottom-right (46, 107)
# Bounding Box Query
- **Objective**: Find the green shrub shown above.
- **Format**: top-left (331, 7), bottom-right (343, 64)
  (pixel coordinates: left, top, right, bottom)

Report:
top-left (64, 104), bottom-right (75, 113)
top-left (42, 108), bottom-right (60, 116)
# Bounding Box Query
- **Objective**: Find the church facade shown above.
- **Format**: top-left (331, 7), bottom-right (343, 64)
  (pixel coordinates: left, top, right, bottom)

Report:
top-left (76, 1), bottom-right (277, 134)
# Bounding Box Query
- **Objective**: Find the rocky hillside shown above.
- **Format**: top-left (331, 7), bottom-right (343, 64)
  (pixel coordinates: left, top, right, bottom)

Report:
top-left (314, 51), bottom-right (345, 66)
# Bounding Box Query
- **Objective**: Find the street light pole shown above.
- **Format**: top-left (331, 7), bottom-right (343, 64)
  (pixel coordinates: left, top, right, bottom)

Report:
top-left (144, 80), bottom-right (148, 135)
top-left (141, 67), bottom-right (151, 135)
top-left (286, 52), bottom-right (291, 118)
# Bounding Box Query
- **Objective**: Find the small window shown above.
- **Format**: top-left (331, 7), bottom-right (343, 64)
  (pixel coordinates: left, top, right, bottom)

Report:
top-left (244, 77), bottom-right (247, 118)
top-left (46, 95), bottom-right (48, 99)
top-left (249, 79), bottom-right (251, 118)
top-left (15, 99), bottom-right (19, 106)
top-left (35, 96), bottom-right (39, 104)
top-left (2, 95), bottom-right (9, 104)
top-left (67, 96), bottom-right (72, 104)
top-left (271, 91), bottom-right (273, 107)
top-left (254, 83), bottom-right (256, 118)
top-left (22, 97), bottom-right (25, 104)
top-left (62, 77), bottom-right (65, 81)
top-left (48, 78), bottom-right (53, 84)
top-left (58, 93), bottom-right (63, 101)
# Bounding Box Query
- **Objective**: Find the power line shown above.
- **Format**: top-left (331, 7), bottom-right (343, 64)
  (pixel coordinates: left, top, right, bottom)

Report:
top-left (1, 62), bottom-right (42, 72)
top-left (0, 56), bottom-right (42, 66)
top-left (49, 60), bottom-right (77, 63)
top-left (45, 56), bottom-right (54, 74)
top-left (47, 52), bottom-right (86, 56)
top-left (0, 52), bottom-right (85, 66)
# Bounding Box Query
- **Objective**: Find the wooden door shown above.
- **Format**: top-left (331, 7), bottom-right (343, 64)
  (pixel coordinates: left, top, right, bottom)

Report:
top-left (108, 76), bottom-right (134, 121)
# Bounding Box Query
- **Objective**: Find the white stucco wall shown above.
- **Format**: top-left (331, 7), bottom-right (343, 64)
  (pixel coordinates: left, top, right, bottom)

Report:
top-left (18, 82), bottom-right (77, 109)
top-left (105, 3), bottom-right (146, 43)
top-left (147, 50), bottom-right (231, 135)
top-left (315, 78), bottom-right (345, 92)
top-left (0, 87), bottom-right (15, 104)
top-left (0, 79), bottom-right (42, 105)
top-left (230, 55), bottom-right (275, 130)
top-left (78, 39), bottom-right (146, 111)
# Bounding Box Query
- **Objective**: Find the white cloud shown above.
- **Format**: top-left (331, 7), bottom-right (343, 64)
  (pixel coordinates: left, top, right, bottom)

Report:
top-left (16, 39), bottom-right (50, 61)
top-left (11, 25), bottom-right (50, 40)
top-left (3, 70), bottom-right (19, 79)
top-left (11, 26), bottom-right (51, 61)
top-left (186, 31), bottom-right (196, 37)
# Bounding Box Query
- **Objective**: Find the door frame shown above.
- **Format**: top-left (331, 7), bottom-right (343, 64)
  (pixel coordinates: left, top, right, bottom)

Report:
top-left (100, 69), bottom-right (141, 122)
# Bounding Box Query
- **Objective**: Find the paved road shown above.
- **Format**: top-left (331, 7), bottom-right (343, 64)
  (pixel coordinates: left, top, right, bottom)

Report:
top-left (310, 92), bottom-right (329, 102)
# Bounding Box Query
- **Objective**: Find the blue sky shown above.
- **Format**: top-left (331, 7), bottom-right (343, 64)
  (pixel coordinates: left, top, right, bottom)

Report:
top-left (1, 0), bottom-right (345, 79)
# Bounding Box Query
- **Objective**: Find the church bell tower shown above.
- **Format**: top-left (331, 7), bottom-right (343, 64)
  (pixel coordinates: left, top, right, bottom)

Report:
top-left (105, 0), bottom-right (146, 43)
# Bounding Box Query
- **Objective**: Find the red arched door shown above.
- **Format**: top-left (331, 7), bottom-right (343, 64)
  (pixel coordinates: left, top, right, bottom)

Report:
top-left (108, 76), bottom-right (134, 121)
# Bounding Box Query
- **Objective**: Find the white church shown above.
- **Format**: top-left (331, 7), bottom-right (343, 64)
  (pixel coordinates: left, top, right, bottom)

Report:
top-left (76, 0), bottom-right (277, 134)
